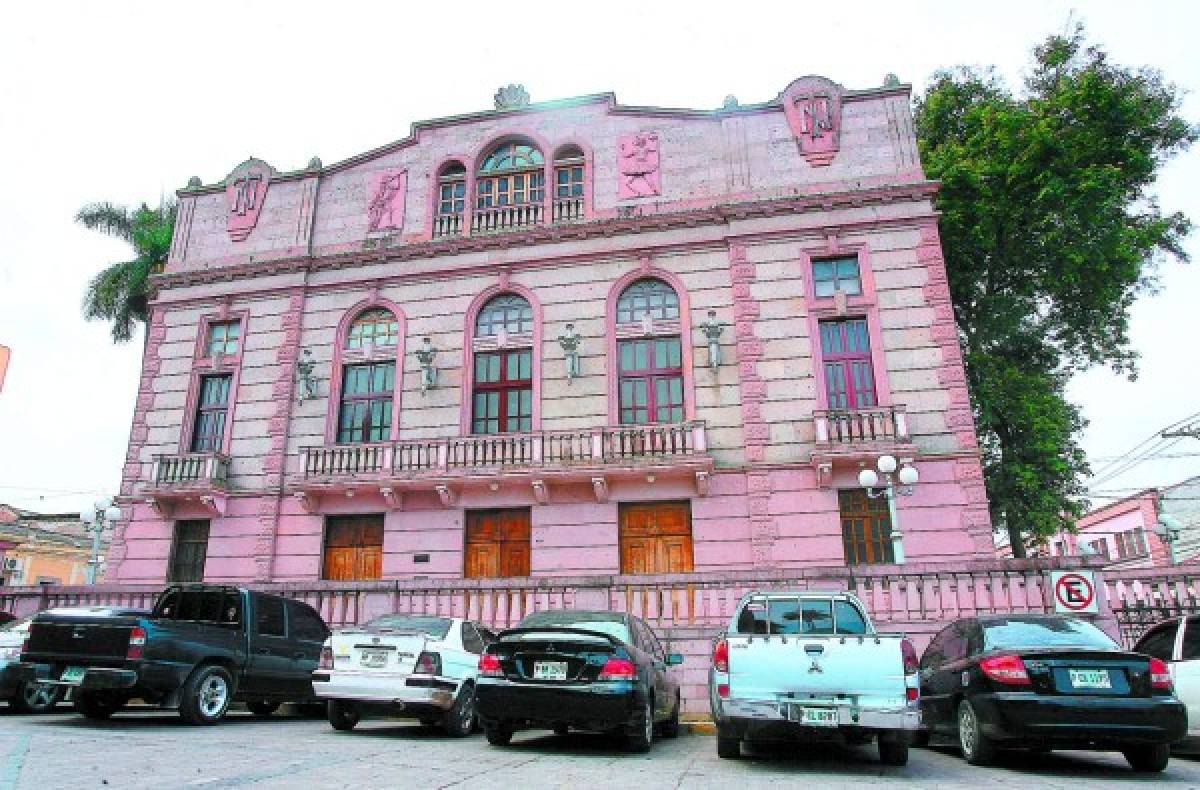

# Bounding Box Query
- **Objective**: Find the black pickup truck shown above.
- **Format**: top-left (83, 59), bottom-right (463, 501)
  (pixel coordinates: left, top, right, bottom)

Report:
top-left (17, 584), bottom-right (329, 724)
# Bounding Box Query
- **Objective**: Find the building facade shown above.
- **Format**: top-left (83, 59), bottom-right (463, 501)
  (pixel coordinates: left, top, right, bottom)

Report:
top-left (106, 76), bottom-right (993, 587)
top-left (0, 506), bottom-right (100, 586)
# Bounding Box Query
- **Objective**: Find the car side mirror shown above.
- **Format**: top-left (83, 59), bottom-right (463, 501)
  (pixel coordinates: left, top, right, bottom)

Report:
top-left (666, 653), bottom-right (684, 666)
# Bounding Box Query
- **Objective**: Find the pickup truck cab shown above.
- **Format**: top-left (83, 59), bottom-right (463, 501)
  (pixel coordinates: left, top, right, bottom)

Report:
top-left (709, 590), bottom-right (920, 765)
top-left (17, 584), bottom-right (329, 724)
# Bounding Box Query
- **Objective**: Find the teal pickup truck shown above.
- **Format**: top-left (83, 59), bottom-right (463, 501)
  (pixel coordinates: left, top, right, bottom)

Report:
top-left (708, 590), bottom-right (921, 765)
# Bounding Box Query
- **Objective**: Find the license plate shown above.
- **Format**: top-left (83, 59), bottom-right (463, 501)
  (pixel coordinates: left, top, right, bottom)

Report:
top-left (360, 649), bottom-right (389, 669)
top-left (1069, 669), bottom-right (1112, 689)
top-left (533, 661), bottom-right (568, 681)
top-left (799, 707), bottom-right (838, 727)
top-left (60, 666), bottom-right (86, 685)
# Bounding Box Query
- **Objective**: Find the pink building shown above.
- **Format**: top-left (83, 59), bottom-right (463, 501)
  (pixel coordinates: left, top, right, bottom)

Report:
top-left (106, 76), bottom-right (994, 590)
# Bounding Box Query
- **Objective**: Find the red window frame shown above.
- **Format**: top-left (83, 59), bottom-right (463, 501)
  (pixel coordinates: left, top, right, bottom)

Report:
top-left (819, 318), bottom-right (878, 410)
top-left (618, 337), bottom-right (684, 425)
top-left (472, 350), bottom-right (532, 434)
top-left (190, 375), bottom-right (231, 453)
top-left (337, 362), bottom-right (395, 444)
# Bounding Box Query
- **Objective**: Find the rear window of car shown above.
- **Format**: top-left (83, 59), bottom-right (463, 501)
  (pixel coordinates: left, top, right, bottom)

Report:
top-left (515, 611), bottom-right (632, 643)
top-left (982, 617), bottom-right (1118, 651)
top-left (736, 597), bottom-right (867, 635)
top-left (365, 615), bottom-right (452, 639)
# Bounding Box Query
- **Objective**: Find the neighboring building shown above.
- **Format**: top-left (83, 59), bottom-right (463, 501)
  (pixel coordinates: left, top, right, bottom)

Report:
top-left (105, 75), bottom-right (993, 586)
top-left (1045, 475), bottom-right (1200, 568)
top-left (0, 505), bottom-right (102, 585)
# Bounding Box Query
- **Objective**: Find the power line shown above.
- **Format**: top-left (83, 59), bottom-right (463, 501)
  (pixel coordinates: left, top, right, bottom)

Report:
top-left (1088, 410), bottom-right (1200, 478)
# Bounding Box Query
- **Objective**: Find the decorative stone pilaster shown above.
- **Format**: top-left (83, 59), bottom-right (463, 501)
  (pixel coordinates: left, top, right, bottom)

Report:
top-left (728, 243), bottom-right (776, 566)
top-left (254, 288), bottom-right (306, 581)
top-left (109, 309), bottom-right (168, 578)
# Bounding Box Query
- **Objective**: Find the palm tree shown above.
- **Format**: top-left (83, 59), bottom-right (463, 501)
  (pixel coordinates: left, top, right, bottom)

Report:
top-left (77, 199), bottom-right (176, 343)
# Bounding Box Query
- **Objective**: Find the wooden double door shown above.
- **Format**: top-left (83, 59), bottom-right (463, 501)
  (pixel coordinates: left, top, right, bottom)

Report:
top-left (619, 501), bottom-right (694, 574)
top-left (323, 515), bottom-right (384, 581)
top-left (465, 509), bottom-right (531, 578)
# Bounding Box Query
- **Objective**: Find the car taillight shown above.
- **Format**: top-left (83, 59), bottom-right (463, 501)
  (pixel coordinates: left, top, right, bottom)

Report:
top-left (478, 652), bottom-right (503, 677)
top-left (713, 639), bottom-right (729, 673)
top-left (979, 654), bottom-right (1030, 685)
top-left (901, 638), bottom-right (918, 675)
top-left (906, 686), bottom-right (919, 702)
top-left (318, 645), bottom-right (334, 670)
top-left (597, 657), bottom-right (637, 681)
top-left (1149, 657), bottom-right (1173, 691)
top-left (126, 626), bottom-right (146, 660)
top-left (717, 683), bottom-right (729, 698)
top-left (415, 651), bottom-right (441, 675)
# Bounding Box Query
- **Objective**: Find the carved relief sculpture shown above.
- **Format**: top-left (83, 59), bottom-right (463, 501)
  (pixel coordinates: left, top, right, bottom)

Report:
top-left (557, 323), bottom-right (582, 381)
top-left (618, 132), bottom-right (661, 199)
top-left (224, 158), bottom-right (275, 241)
top-left (781, 76), bottom-right (844, 167)
top-left (366, 169), bottom-right (407, 233)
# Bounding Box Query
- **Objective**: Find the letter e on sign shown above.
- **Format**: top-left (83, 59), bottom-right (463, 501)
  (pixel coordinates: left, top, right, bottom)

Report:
top-left (1050, 570), bottom-right (1098, 614)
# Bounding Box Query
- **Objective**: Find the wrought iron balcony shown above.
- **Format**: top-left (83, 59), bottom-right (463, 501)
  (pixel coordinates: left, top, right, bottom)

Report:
top-left (143, 453), bottom-right (230, 516)
top-left (813, 406), bottom-right (909, 446)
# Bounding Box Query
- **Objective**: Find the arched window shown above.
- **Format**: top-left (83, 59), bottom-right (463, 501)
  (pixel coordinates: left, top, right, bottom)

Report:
top-left (615, 278), bottom-right (684, 424)
top-left (337, 308), bottom-right (399, 444)
top-left (475, 141), bottom-right (545, 231)
top-left (434, 161), bottom-right (466, 237)
top-left (472, 294), bottom-right (533, 434)
top-left (553, 145), bottom-right (585, 221)
top-left (616, 278), bottom-right (680, 323)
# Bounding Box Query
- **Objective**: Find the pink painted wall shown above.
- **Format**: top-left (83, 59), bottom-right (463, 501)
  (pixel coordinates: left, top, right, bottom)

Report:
top-left (107, 75), bottom-right (992, 586)
top-left (1050, 491), bottom-right (1169, 568)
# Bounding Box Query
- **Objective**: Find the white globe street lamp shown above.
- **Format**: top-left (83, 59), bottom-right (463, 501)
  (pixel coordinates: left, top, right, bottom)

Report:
top-left (80, 498), bottom-right (120, 584)
top-left (1155, 513), bottom-right (1183, 565)
top-left (859, 456), bottom-right (920, 564)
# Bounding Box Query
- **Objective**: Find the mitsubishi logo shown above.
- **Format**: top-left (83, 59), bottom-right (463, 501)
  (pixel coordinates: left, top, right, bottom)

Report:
top-left (808, 659), bottom-right (823, 674)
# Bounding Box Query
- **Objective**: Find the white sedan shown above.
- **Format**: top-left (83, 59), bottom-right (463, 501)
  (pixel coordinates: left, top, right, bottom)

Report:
top-left (313, 613), bottom-right (493, 736)
top-left (1135, 616), bottom-right (1200, 746)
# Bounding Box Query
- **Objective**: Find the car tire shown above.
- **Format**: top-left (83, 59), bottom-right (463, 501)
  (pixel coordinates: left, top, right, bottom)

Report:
top-left (626, 695), bottom-right (654, 753)
top-left (178, 665), bottom-right (233, 726)
top-left (441, 683), bottom-right (475, 738)
top-left (247, 700), bottom-right (280, 717)
top-left (73, 691), bottom-right (126, 721)
top-left (1123, 743), bottom-right (1170, 773)
top-left (957, 699), bottom-right (996, 766)
top-left (10, 682), bottom-right (62, 714)
top-left (484, 723), bottom-right (513, 746)
top-left (878, 731), bottom-right (910, 766)
top-left (717, 734), bottom-right (741, 759)
top-left (659, 693), bottom-right (681, 739)
top-left (327, 700), bottom-right (360, 731)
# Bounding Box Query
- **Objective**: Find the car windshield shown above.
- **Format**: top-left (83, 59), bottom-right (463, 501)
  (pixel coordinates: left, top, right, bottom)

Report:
top-left (515, 612), bottom-right (631, 642)
top-left (982, 617), bottom-right (1118, 651)
top-left (364, 615), bottom-right (452, 639)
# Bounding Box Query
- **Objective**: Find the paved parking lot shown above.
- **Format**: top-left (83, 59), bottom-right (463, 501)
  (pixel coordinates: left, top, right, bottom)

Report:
top-left (2, 707), bottom-right (1198, 789)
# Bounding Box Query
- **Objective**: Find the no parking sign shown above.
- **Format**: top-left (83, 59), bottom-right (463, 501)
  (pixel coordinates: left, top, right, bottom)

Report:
top-left (1050, 570), bottom-right (1099, 614)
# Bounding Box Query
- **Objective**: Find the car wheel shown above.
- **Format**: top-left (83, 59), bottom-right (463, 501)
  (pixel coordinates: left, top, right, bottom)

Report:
top-left (626, 696), bottom-right (654, 753)
top-left (73, 691), bottom-right (127, 721)
top-left (247, 700), bottom-right (280, 717)
top-left (327, 699), bottom-right (360, 731)
top-left (179, 665), bottom-right (233, 725)
top-left (10, 682), bottom-right (62, 714)
top-left (957, 699), bottom-right (996, 766)
top-left (1123, 743), bottom-right (1170, 773)
top-left (659, 693), bottom-right (681, 739)
top-left (878, 731), bottom-right (910, 766)
top-left (717, 731), bottom-right (741, 759)
top-left (484, 723), bottom-right (513, 746)
top-left (441, 683), bottom-right (475, 738)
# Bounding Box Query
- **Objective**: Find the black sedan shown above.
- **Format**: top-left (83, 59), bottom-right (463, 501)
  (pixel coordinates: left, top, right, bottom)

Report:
top-left (918, 614), bottom-right (1185, 772)
top-left (475, 610), bottom-right (683, 752)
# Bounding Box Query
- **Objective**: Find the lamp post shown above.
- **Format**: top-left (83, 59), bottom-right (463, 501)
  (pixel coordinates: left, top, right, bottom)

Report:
top-left (857, 455), bottom-right (919, 565)
top-left (80, 498), bottom-right (121, 584)
top-left (1154, 514), bottom-right (1183, 566)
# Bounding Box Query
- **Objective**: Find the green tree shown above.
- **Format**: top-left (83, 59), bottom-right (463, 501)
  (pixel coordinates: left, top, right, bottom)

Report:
top-left (915, 26), bottom-right (1195, 556)
top-left (78, 200), bottom-right (176, 343)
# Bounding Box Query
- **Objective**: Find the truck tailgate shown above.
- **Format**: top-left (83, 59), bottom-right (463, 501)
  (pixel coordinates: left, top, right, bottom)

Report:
top-left (26, 617), bottom-right (140, 660)
top-left (729, 635), bottom-right (908, 704)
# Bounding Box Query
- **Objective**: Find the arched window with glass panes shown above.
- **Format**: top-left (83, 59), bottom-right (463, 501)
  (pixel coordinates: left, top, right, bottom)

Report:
top-left (614, 278), bottom-right (684, 424)
top-left (337, 308), bottom-right (399, 444)
top-left (473, 141), bottom-right (545, 232)
top-left (471, 294), bottom-right (534, 434)
top-left (433, 161), bottom-right (466, 238)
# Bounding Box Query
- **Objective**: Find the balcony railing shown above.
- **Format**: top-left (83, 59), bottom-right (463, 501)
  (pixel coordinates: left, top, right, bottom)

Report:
top-left (301, 422), bottom-right (707, 480)
top-left (552, 196), bottom-right (584, 222)
top-left (813, 406), bottom-right (909, 445)
top-left (432, 213), bottom-right (463, 238)
top-left (151, 453), bottom-right (230, 488)
top-left (470, 203), bottom-right (544, 234)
